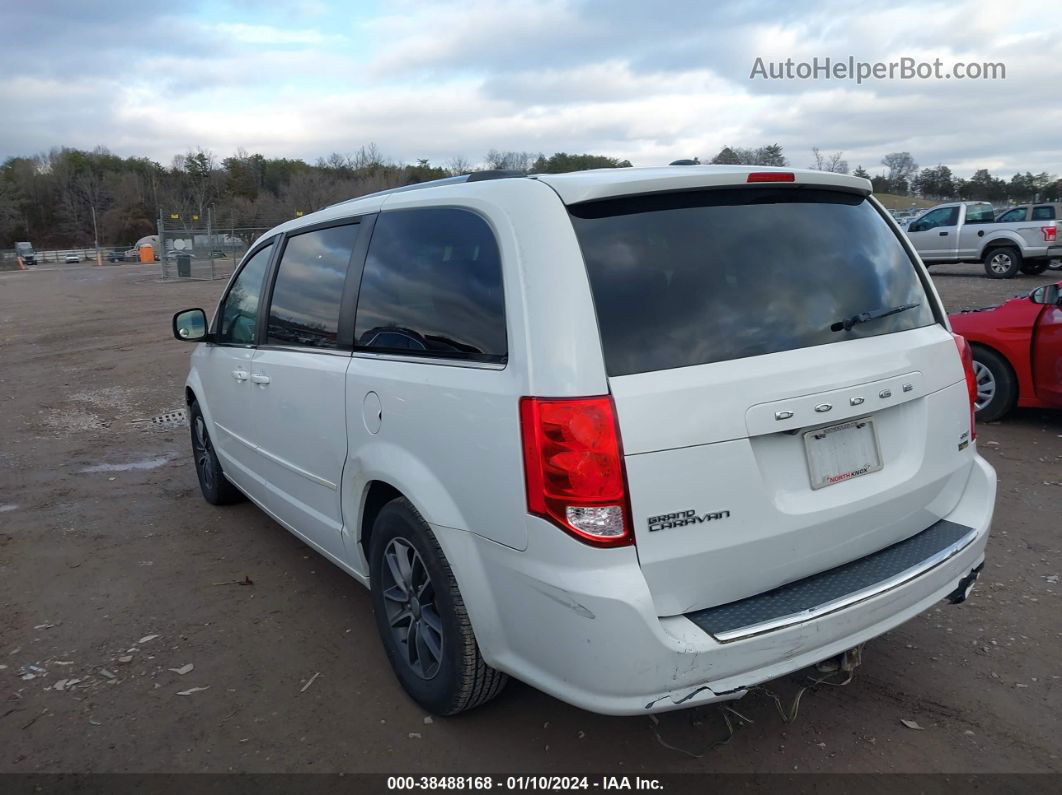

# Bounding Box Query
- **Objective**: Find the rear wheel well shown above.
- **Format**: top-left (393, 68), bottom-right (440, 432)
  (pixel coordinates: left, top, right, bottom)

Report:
top-left (184, 387), bottom-right (196, 406)
top-left (981, 241), bottom-right (1019, 257)
top-left (361, 481), bottom-right (403, 563)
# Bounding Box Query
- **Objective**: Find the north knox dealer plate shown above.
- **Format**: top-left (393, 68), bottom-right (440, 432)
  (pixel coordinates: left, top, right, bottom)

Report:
top-left (804, 417), bottom-right (883, 490)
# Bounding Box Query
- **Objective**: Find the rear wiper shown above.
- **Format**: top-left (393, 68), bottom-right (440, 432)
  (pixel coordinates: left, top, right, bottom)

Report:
top-left (830, 302), bottom-right (920, 332)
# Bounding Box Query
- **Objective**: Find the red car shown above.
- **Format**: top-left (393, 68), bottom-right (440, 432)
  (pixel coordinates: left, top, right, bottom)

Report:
top-left (948, 281), bottom-right (1062, 421)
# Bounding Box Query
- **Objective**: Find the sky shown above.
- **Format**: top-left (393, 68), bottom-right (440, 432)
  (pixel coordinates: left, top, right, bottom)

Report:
top-left (2, 0), bottom-right (1060, 177)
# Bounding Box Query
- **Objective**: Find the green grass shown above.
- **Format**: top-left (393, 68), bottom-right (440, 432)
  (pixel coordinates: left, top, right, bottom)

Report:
top-left (874, 193), bottom-right (937, 210)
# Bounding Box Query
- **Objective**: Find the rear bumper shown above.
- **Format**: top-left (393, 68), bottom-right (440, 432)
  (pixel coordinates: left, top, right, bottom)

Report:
top-left (437, 455), bottom-right (995, 715)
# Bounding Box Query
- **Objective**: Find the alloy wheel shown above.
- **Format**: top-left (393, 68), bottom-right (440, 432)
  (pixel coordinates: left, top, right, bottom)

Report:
top-left (192, 415), bottom-right (216, 491)
top-left (972, 360), bottom-right (996, 411)
top-left (380, 537), bottom-right (444, 680)
top-left (988, 252), bottom-right (1013, 274)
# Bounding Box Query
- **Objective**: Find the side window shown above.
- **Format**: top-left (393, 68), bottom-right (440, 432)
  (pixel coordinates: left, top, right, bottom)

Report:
top-left (354, 208), bottom-right (507, 363)
top-left (1031, 205), bottom-right (1056, 221)
top-left (997, 208), bottom-right (1027, 222)
top-left (266, 224), bottom-right (359, 349)
top-left (218, 242), bottom-right (274, 345)
top-left (916, 207), bottom-right (956, 230)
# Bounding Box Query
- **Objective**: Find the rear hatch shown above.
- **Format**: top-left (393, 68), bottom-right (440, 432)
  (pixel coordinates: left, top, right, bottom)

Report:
top-left (569, 184), bottom-right (975, 616)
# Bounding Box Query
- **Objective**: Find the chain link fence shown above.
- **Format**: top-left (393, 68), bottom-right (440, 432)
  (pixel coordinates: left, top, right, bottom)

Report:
top-left (157, 209), bottom-right (281, 282)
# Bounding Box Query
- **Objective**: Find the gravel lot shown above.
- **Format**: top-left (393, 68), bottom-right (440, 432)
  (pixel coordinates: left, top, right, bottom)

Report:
top-left (1, 260), bottom-right (1059, 774)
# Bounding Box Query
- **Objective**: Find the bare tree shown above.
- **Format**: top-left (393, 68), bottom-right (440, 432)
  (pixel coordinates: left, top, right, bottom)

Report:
top-left (484, 149), bottom-right (540, 171)
top-left (810, 147), bottom-right (849, 174)
top-left (446, 156), bottom-right (472, 176)
top-left (881, 152), bottom-right (918, 193)
top-left (350, 144), bottom-right (387, 173)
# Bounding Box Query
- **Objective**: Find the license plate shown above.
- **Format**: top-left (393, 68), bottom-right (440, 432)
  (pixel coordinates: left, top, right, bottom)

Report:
top-left (804, 418), bottom-right (882, 490)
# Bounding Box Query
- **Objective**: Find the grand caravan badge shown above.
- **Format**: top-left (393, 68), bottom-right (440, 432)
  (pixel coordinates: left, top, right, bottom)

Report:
top-left (648, 509), bottom-right (731, 532)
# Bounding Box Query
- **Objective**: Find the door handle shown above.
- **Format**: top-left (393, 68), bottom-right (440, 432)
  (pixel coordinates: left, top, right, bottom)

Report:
top-left (939, 231), bottom-right (949, 236)
top-left (232, 368), bottom-right (249, 381)
top-left (250, 373), bottom-right (271, 385)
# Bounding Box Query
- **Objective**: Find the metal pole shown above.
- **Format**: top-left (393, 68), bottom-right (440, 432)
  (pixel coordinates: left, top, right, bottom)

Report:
top-left (208, 205), bottom-right (214, 280)
top-left (91, 204), bottom-right (100, 266)
top-left (157, 211), bottom-right (165, 279)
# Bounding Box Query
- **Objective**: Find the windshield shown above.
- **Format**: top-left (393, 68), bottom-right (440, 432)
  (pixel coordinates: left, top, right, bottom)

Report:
top-left (569, 187), bottom-right (936, 377)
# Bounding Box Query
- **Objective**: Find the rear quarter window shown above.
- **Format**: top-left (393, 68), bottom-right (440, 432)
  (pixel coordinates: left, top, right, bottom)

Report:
top-left (353, 208), bottom-right (507, 363)
top-left (570, 188), bottom-right (936, 377)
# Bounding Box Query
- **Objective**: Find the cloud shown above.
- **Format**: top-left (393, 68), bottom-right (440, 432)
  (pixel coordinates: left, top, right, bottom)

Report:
top-left (1, 0), bottom-right (1060, 178)
top-left (213, 23), bottom-right (341, 46)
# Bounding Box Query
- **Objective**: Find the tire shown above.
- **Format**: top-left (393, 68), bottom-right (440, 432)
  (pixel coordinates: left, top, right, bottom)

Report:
top-left (369, 497), bottom-right (507, 715)
top-left (983, 246), bottom-right (1022, 279)
top-left (971, 346), bottom-right (1017, 422)
top-left (1020, 260), bottom-right (1050, 275)
top-left (1048, 259), bottom-right (1062, 271)
top-left (189, 400), bottom-right (244, 505)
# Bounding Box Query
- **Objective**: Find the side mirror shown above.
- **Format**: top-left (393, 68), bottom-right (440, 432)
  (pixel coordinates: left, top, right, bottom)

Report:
top-left (909, 222), bottom-right (925, 233)
top-left (1030, 284), bottom-right (1060, 305)
top-left (173, 308), bottom-right (210, 342)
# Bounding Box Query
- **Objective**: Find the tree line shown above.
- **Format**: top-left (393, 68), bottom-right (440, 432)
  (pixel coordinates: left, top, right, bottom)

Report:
top-left (706, 145), bottom-right (1062, 204)
top-left (0, 146), bottom-right (631, 248)
top-left (2, 141), bottom-right (1058, 248)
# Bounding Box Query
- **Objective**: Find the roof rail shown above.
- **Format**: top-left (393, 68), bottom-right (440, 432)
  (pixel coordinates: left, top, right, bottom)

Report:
top-left (330, 170), bottom-right (527, 208)
top-left (466, 169), bottom-right (527, 182)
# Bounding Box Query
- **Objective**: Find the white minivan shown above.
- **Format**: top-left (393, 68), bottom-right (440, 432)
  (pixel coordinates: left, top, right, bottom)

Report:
top-left (172, 165), bottom-right (996, 716)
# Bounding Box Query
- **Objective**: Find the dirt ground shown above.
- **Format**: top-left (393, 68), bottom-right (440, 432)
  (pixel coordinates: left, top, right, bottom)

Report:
top-left (0, 260), bottom-right (1059, 775)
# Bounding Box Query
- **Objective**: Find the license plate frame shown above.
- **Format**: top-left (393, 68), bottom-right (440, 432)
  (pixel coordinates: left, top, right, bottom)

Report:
top-left (803, 417), bottom-right (883, 490)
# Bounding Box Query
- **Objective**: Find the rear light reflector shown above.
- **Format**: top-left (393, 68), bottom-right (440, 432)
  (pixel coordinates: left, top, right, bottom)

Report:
top-left (1042, 226), bottom-right (1057, 242)
top-left (747, 172), bottom-right (795, 183)
top-left (519, 396), bottom-right (633, 547)
top-left (952, 333), bottom-right (977, 441)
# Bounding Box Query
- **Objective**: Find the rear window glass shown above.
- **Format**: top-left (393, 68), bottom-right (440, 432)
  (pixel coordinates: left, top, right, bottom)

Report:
top-left (570, 188), bottom-right (936, 377)
top-left (965, 204), bottom-right (996, 224)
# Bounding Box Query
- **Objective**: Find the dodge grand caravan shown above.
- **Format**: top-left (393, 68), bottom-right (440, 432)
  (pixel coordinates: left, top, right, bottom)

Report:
top-left (172, 165), bottom-right (996, 716)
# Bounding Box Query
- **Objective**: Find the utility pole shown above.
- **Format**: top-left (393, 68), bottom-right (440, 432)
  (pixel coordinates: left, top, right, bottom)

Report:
top-left (91, 204), bottom-right (101, 266)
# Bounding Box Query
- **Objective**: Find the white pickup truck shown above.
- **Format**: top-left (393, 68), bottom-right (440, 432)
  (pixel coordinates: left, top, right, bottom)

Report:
top-left (904, 201), bottom-right (1062, 278)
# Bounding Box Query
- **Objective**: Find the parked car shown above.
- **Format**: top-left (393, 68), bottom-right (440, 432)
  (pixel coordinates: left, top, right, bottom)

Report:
top-left (107, 249), bottom-right (127, 263)
top-left (904, 201), bottom-right (1062, 278)
top-left (172, 165), bottom-right (995, 716)
top-left (995, 202), bottom-right (1062, 224)
top-left (948, 281), bottom-right (1062, 421)
top-left (64, 253), bottom-right (80, 263)
top-left (15, 241), bottom-right (36, 266)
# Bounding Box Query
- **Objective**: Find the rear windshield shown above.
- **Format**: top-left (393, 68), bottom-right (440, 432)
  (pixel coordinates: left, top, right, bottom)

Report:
top-left (965, 204), bottom-right (996, 224)
top-left (570, 188), bottom-right (936, 377)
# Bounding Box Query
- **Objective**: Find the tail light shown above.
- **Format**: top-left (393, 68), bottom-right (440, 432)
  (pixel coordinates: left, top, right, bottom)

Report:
top-left (952, 333), bottom-right (977, 441)
top-left (519, 396), bottom-right (633, 547)
top-left (1042, 226), bottom-right (1057, 243)
top-left (747, 172), bottom-right (795, 183)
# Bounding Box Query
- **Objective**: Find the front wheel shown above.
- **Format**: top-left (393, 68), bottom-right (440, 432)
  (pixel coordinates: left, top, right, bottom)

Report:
top-left (189, 401), bottom-right (244, 505)
top-left (971, 347), bottom-right (1017, 422)
top-left (369, 497), bottom-right (507, 715)
top-left (983, 247), bottom-right (1022, 279)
